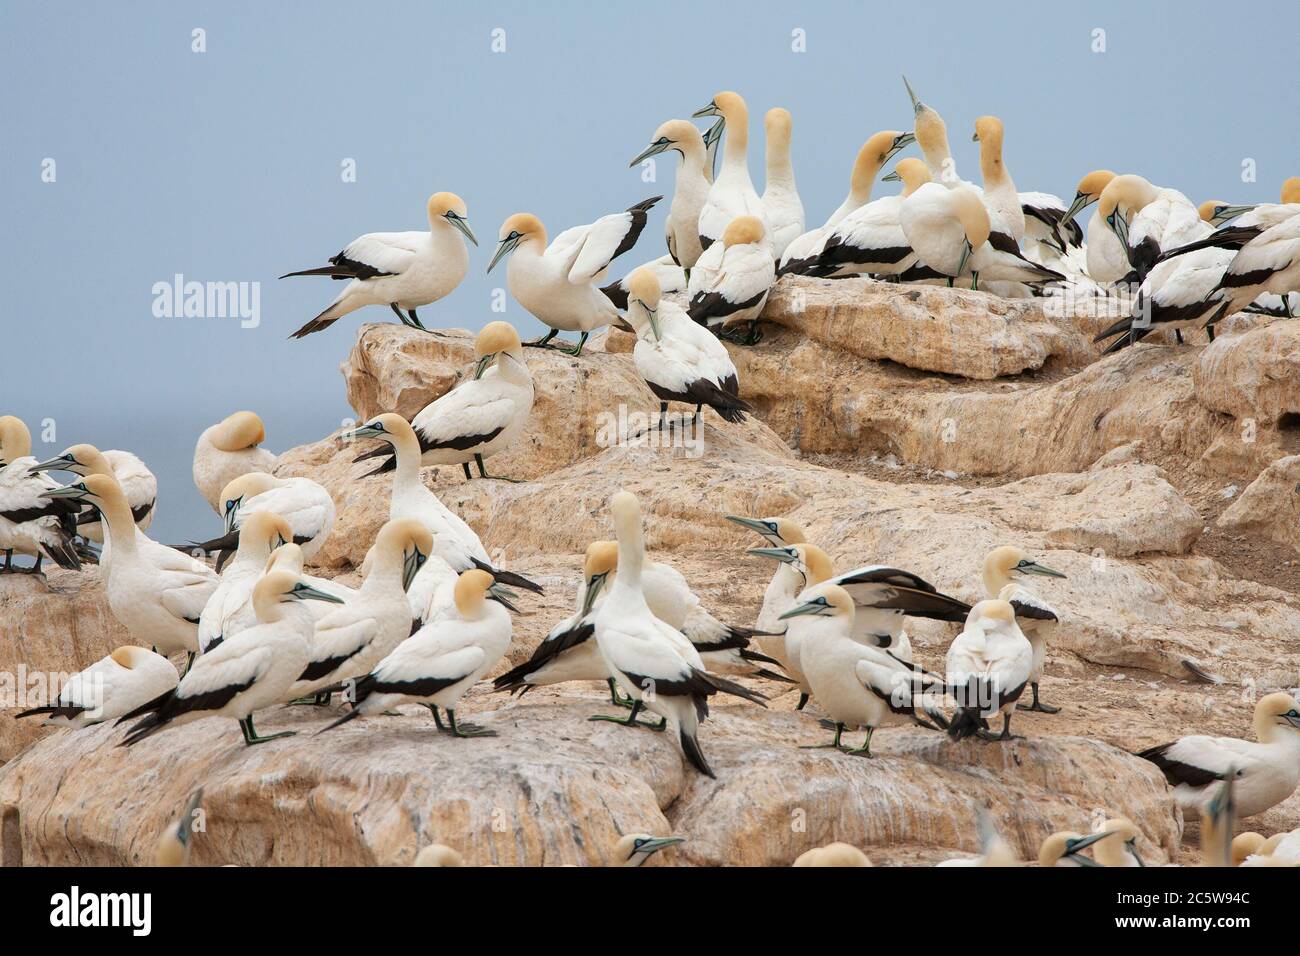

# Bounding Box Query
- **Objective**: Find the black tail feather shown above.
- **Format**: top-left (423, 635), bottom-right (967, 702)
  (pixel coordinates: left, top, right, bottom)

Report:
top-left (469, 558), bottom-right (543, 594)
top-left (702, 672), bottom-right (768, 707)
top-left (946, 708), bottom-right (988, 741)
top-left (317, 706), bottom-right (364, 735)
top-left (679, 726), bottom-right (715, 778)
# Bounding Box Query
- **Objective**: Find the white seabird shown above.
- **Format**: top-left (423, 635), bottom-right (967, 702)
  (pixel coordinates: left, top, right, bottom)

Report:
top-left (903, 76), bottom-right (974, 189)
top-left (196, 511), bottom-right (293, 653)
top-left (692, 91), bottom-right (769, 251)
top-left (1139, 691), bottom-right (1300, 818)
top-left (792, 843), bottom-right (874, 867)
top-left (1098, 173), bottom-right (1208, 282)
top-left (686, 215), bottom-right (776, 341)
top-left (1037, 830), bottom-right (1111, 867)
top-left (15, 645), bottom-right (178, 728)
top-left (281, 191), bottom-right (477, 338)
top-left (623, 267), bottom-right (752, 427)
top-left (354, 322), bottom-right (535, 483)
top-left (1217, 203), bottom-right (1300, 321)
top-left (944, 598), bottom-right (1034, 742)
top-left (1062, 169), bottom-right (1131, 285)
top-left (725, 513), bottom-right (807, 548)
top-left (981, 545), bottom-right (1067, 713)
top-left (192, 471), bottom-right (335, 569)
top-left (600, 253), bottom-right (686, 312)
top-left (744, 543), bottom-right (833, 677)
top-left (487, 200), bottom-right (660, 356)
top-left (627, 119), bottom-right (712, 272)
top-left (971, 115), bottom-right (1025, 241)
top-left (30, 443), bottom-right (156, 555)
top-left (1092, 817), bottom-right (1146, 867)
top-left (320, 569), bottom-right (512, 739)
top-left (760, 107), bottom-right (804, 259)
top-left (0, 415), bottom-right (82, 573)
top-left (192, 411), bottom-right (277, 514)
top-left (121, 568), bottom-right (343, 746)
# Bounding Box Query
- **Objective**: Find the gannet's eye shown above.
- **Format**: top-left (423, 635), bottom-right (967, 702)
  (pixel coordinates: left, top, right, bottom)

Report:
top-left (508, 231), bottom-right (521, 241)
top-left (633, 838), bottom-right (648, 849)
top-left (373, 422), bottom-right (386, 432)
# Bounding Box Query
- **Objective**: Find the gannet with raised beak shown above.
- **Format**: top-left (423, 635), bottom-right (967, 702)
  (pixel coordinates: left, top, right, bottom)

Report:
top-left (196, 511), bottom-right (292, 653)
top-left (692, 91), bottom-right (769, 251)
top-left (778, 130), bottom-right (915, 276)
top-left (192, 471), bottom-right (335, 569)
top-left (354, 323), bottom-right (534, 482)
top-left (1098, 173), bottom-right (1208, 282)
top-left (1037, 830), bottom-right (1111, 867)
top-left (281, 191), bottom-right (477, 338)
top-left (745, 543), bottom-right (834, 679)
top-left (192, 411), bottom-right (277, 514)
top-left (1063, 170), bottom-right (1130, 284)
top-left (121, 569), bottom-right (343, 746)
top-left (760, 108), bottom-right (804, 259)
top-left (1092, 817), bottom-right (1146, 867)
top-left (944, 599), bottom-right (1033, 741)
top-left (1139, 692), bottom-right (1300, 818)
top-left (900, 182), bottom-right (1063, 289)
top-left (44, 474), bottom-right (216, 662)
top-left (624, 267), bottom-right (751, 428)
top-left (30, 444), bottom-right (157, 564)
top-left (981, 545), bottom-right (1067, 713)
top-left (792, 843), bottom-right (874, 867)
top-left (627, 119), bottom-right (712, 272)
top-left (487, 200), bottom-right (660, 356)
top-left (0, 415), bottom-right (82, 573)
top-left (686, 216), bottom-right (775, 340)
top-left (781, 583), bottom-right (943, 758)
top-left (348, 412), bottom-right (542, 595)
top-left (902, 76), bottom-right (973, 189)
top-left (590, 491), bottom-right (766, 776)
top-left (320, 569), bottom-right (512, 738)
top-left (285, 519), bottom-right (432, 703)
top-left (15, 645), bottom-right (178, 728)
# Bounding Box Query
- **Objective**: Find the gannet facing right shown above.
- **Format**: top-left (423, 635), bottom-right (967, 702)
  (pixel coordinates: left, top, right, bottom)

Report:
top-left (692, 91), bottom-right (769, 251)
top-left (1139, 692), bottom-right (1300, 818)
top-left (760, 107), bottom-right (804, 259)
top-left (192, 411), bottom-right (277, 514)
top-left (944, 599), bottom-right (1033, 742)
top-left (0, 415), bottom-right (82, 573)
top-left (15, 645), bottom-right (178, 728)
top-left (281, 192), bottom-right (476, 338)
top-left (981, 545), bottom-right (1067, 713)
top-left (628, 119), bottom-right (712, 272)
top-left (686, 216), bottom-right (775, 341)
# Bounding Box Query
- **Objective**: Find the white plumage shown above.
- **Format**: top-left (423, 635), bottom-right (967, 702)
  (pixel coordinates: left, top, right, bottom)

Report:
top-left (693, 91), bottom-right (770, 252)
top-left (208, 471), bottom-right (335, 564)
top-left (627, 119), bottom-right (712, 271)
top-left (192, 411), bottom-right (277, 514)
top-left (686, 216), bottom-right (775, 334)
top-left (197, 512), bottom-right (294, 653)
top-left (16, 645), bottom-right (177, 728)
top-left (0, 416), bottom-right (82, 573)
top-left (760, 108), bottom-right (804, 259)
top-left (944, 599), bottom-right (1034, 741)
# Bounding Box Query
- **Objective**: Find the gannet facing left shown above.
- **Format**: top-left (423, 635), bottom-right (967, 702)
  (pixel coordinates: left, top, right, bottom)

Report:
top-left (196, 511), bottom-right (293, 653)
top-left (15, 645), bottom-right (178, 728)
top-left (281, 192), bottom-right (476, 338)
top-left (944, 599), bottom-right (1033, 741)
top-left (692, 91), bottom-right (769, 251)
top-left (191, 471), bottom-right (335, 569)
top-left (488, 200), bottom-right (660, 356)
top-left (981, 545), bottom-right (1067, 713)
top-left (30, 444), bottom-right (157, 562)
top-left (0, 415), bottom-right (82, 573)
top-left (686, 216), bottom-right (775, 341)
top-left (192, 411), bottom-right (277, 514)
top-left (760, 108), bottom-right (804, 259)
top-left (628, 119), bottom-right (712, 272)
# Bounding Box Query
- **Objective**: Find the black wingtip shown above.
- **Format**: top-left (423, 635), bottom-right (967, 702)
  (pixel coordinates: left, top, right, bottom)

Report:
top-left (317, 707), bottom-right (363, 735)
top-left (679, 727), bottom-right (715, 778)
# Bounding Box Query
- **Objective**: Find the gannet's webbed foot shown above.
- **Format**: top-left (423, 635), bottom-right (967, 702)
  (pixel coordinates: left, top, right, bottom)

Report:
top-left (240, 716), bottom-right (296, 746)
top-left (801, 722), bottom-right (845, 750)
top-left (979, 714), bottom-right (1020, 742)
top-left (524, 329), bottom-right (560, 349)
top-left (741, 322), bottom-right (762, 345)
top-left (406, 307), bottom-right (429, 332)
top-left (447, 710), bottom-right (497, 738)
top-left (1016, 683), bottom-right (1060, 713)
top-left (844, 727), bottom-right (875, 758)
top-left (607, 678), bottom-right (636, 708)
top-left (390, 302), bottom-right (418, 328)
top-left (588, 700), bottom-right (663, 730)
top-left (795, 692), bottom-right (810, 711)
top-left (425, 704), bottom-right (447, 730)
top-left (474, 453), bottom-right (523, 483)
top-left (559, 331), bottom-right (589, 356)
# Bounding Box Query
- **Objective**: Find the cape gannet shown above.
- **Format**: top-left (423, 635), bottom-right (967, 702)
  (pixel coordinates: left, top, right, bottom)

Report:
top-left (612, 834), bottom-right (684, 867)
top-left (121, 569), bottom-right (343, 745)
top-left (944, 599), bottom-right (1033, 742)
top-left (30, 444), bottom-right (156, 562)
top-left (1063, 170), bottom-right (1131, 285)
top-left (981, 546), bottom-right (1067, 713)
top-left (1098, 173), bottom-right (1208, 283)
top-left (745, 543), bottom-right (834, 681)
top-left (196, 511), bottom-right (292, 653)
top-left (600, 254), bottom-right (686, 312)
top-left (590, 491), bottom-right (766, 776)
top-left (1092, 817), bottom-right (1146, 867)
top-left (628, 119), bottom-right (712, 272)
top-left (971, 116), bottom-right (1025, 241)
top-left (726, 514), bottom-right (807, 548)
top-left (285, 519), bottom-right (432, 703)
top-left (45, 474), bottom-right (216, 663)
top-left (15, 645), bottom-right (178, 728)
top-left (792, 843), bottom-right (874, 867)
top-left (488, 200), bottom-right (660, 356)
top-left (191, 471), bottom-right (335, 569)
top-left (155, 789), bottom-right (205, 866)
top-left (778, 130), bottom-right (915, 276)
top-left (1037, 830), bottom-right (1111, 867)
top-left (320, 569), bottom-right (512, 739)
top-left (1139, 692), bottom-right (1300, 818)
top-left (781, 583), bottom-right (943, 758)
top-left (0, 415), bottom-right (82, 573)
top-left (760, 108), bottom-right (804, 259)
top-left (686, 216), bottom-right (775, 342)
top-left (1216, 204), bottom-right (1300, 321)
top-left (623, 267), bottom-right (751, 428)
top-left (281, 192), bottom-right (476, 338)
top-left (192, 411), bottom-right (276, 514)
top-left (692, 91), bottom-right (769, 251)
top-left (935, 812), bottom-right (1022, 867)
top-left (355, 323), bottom-right (535, 483)
top-left (902, 76), bottom-right (972, 188)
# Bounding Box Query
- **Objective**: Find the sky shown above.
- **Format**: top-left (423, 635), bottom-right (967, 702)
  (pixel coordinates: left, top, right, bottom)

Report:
top-left (3, 0), bottom-right (1297, 541)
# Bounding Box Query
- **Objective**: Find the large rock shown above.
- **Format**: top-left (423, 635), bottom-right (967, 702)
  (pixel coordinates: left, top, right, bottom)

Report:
top-left (1219, 454), bottom-right (1300, 553)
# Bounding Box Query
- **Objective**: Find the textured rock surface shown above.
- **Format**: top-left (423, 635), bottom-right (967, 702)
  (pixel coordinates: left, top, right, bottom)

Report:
top-left (1219, 454), bottom-right (1300, 551)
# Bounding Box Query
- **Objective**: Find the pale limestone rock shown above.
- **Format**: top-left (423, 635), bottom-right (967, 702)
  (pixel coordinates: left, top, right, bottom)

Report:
top-left (1219, 454), bottom-right (1300, 553)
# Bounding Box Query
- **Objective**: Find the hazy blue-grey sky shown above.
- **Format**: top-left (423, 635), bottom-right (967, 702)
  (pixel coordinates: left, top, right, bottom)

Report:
top-left (4, 1), bottom-right (1297, 541)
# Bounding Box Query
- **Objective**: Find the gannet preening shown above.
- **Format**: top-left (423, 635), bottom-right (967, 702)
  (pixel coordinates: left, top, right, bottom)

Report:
top-left (487, 199), bottom-right (660, 356)
top-left (1062, 169), bottom-right (1131, 285)
top-left (1037, 830), bottom-right (1111, 867)
top-left (193, 411), bottom-right (276, 514)
top-left (944, 599), bottom-right (1033, 742)
top-left (692, 91), bottom-right (769, 251)
top-left (600, 254), bottom-right (685, 311)
top-left (623, 267), bottom-right (751, 428)
top-left (196, 512), bottom-right (293, 653)
top-left (320, 569), bottom-right (512, 739)
top-left (1092, 817), bottom-right (1146, 867)
top-left (760, 108), bottom-right (804, 259)
top-left (777, 130), bottom-right (915, 276)
top-left (1139, 692), bottom-right (1300, 818)
top-left (121, 569), bottom-right (343, 746)
top-left (592, 492), bottom-right (766, 777)
top-left (971, 116), bottom-right (1025, 241)
top-left (285, 519), bottom-right (432, 703)
top-left (30, 444), bottom-right (156, 557)
top-left (745, 544), bottom-right (834, 678)
top-left (15, 645), bottom-right (178, 728)
top-left (0, 415), bottom-right (81, 573)
top-left (981, 546), bottom-right (1067, 713)
top-left (725, 514), bottom-right (807, 547)
top-left (1098, 173), bottom-right (1207, 283)
top-left (413, 844), bottom-right (465, 867)
top-left (354, 322), bottom-right (535, 483)
top-left (686, 216), bottom-right (775, 342)
top-left (281, 192), bottom-right (476, 338)
top-left (155, 789), bottom-right (205, 867)
top-left (190, 472), bottom-right (334, 570)
top-left (781, 584), bottom-right (943, 758)
top-left (628, 119), bottom-right (712, 272)
top-left (900, 183), bottom-right (1063, 290)
top-left (792, 843), bottom-right (874, 867)
top-left (45, 474), bottom-right (215, 662)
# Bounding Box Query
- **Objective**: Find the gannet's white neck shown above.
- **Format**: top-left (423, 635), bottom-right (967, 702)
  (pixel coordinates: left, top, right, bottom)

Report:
top-left (765, 127), bottom-right (795, 190)
top-left (93, 482), bottom-right (139, 558)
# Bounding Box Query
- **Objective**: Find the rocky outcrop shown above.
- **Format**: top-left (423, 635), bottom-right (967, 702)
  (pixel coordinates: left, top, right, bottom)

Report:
top-left (1219, 454), bottom-right (1300, 552)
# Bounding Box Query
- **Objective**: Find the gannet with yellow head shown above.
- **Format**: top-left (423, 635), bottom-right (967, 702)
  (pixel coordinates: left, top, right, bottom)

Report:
top-left (190, 470), bottom-right (335, 571)
top-left (15, 644), bottom-right (178, 728)
top-left (944, 599), bottom-right (1034, 741)
top-left (155, 789), bottom-right (205, 866)
top-left (982, 545), bottom-right (1068, 714)
top-left (760, 107), bottom-right (805, 259)
top-left (686, 215), bottom-right (775, 341)
top-left (1092, 817), bottom-right (1147, 867)
top-left (1215, 181), bottom-right (1300, 321)
top-left (0, 415), bottom-right (82, 573)
top-left (792, 842), bottom-right (874, 867)
top-left (745, 542), bottom-right (834, 701)
top-left (282, 191), bottom-right (476, 338)
top-left (1038, 829), bottom-right (1112, 867)
top-left (1062, 169), bottom-right (1130, 285)
top-left (1097, 173), bottom-right (1207, 282)
top-left (903, 75), bottom-right (970, 188)
top-left (196, 511), bottom-right (293, 653)
top-left (192, 411), bottom-right (277, 514)
top-left (487, 198), bottom-right (660, 356)
top-left (971, 115), bottom-right (1025, 240)
top-left (628, 118), bottom-right (713, 271)
top-left (30, 442), bottom-right (157, 557)
top-left (692, 91), bottom-right (770, 251)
